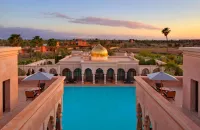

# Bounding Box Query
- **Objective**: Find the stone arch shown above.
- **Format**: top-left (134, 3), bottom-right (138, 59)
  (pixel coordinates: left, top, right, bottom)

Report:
top-left (62, 68), bottom-right (72, 80)
top-left (56, 104), bottom-right (62, 130)
top-left (107, 68), bottom-right (114, 83)
top-left (127, 68), bottom-right (136, 81)
top-left (27, 68), bottom-right (35, 75)
top-left (47, 61), bottom-right (53, 65)
top-left (117, 68), bottom-right (125, 81)
top-left (85, 68), bottom-right (93, 82)
top-left (18, 68), bottom-right (26, 76)
top-left (96, 68), bottom-right (104, 82)
top-left (47, 116), bottom-right (54, 130)
top-left (39, 68), bottom-right (46, 72)
top-left (137, 103), bottom-right (143, 130)
top-left (141, 68), bottom-right (150, 76)
top-left (153, 68), bottom-right (160, 73)
top-left (144, 115), bottom-right (153, 130)
top-left (74, 68), bottom-right (82, 81)
top-left (49, 68), bottom-right (57, 76)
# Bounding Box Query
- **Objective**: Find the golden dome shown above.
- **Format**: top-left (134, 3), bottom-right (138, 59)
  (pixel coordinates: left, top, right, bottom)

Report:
top-left (91, 44), bottom-right (108, 57)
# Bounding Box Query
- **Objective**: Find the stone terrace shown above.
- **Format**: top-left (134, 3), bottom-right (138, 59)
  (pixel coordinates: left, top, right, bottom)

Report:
top-left (0, 77), bottom-right (61, 129)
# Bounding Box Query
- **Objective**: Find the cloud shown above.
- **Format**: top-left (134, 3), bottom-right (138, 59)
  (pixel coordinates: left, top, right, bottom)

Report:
top-left (70, 17), bottom-right (160, 30)
top-left (42, 12), bottom-right (72, 19)
top-left (42, 12), bottom-right (160, 30)
top-left (0, 26), bottom-right (161, 40)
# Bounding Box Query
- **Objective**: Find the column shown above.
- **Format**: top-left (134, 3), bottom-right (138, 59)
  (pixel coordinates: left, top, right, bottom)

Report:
top-left (125, 72), bottom-right (127, 79)
top-left (71, 72), bottom-right (74, 79)
top-left (82, 74), bottom-right (84, 84)
top-left (93, 74), bottom-right (95, 84)
top-left (104, 74), bottom-right (106, 84)
top-left (115, 74), bottom-right (117, 84)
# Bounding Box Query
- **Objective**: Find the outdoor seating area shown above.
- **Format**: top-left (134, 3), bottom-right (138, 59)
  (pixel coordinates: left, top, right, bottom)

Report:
top-left (24, 83), bottom-right (46, 100)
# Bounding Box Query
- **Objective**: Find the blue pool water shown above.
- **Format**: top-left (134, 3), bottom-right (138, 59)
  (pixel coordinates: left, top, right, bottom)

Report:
top-left (62, 86), bottom-right (136, 130)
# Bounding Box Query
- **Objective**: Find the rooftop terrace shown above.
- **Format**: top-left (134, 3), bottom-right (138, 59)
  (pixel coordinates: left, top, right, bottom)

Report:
top-left (0, 77), bottom-right (64, 129)
top-left (135, 76), bottom-right (200, 129)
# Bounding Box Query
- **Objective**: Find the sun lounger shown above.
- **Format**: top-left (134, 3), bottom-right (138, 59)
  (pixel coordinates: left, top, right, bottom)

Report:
top-left (163, 91), bottom-right (176, 100)
top-left (25, 91), bottom-right (37, 100)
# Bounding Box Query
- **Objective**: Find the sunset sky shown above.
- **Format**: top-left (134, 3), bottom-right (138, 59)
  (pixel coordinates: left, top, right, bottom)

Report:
top-left (0, 0), bottom-right (200, 39)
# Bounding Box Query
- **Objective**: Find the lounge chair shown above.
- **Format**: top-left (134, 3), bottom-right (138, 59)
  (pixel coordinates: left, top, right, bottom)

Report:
top-left (163, 91), bottom-right (176, 100)
top-left (25, 91), bottom-right (37, 100)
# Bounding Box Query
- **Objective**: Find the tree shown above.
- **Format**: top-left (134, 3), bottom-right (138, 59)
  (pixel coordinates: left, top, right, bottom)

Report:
top-left (162, 27), bottom-right (171, 52)
top-left (29, 36), bottom-right (44, 58)
top-left (47, 38), bottom-right (57, 55)
top-left (8, 34), bottom-right (23, 46)
top-left (47, 38), bottom-right (57, 47)
top-left (31, 36), bottom-right (44, 47)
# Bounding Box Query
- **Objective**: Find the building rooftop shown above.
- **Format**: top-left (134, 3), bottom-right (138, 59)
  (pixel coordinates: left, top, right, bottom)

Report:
top-left (0, 77), bottom-right (62, 129)
top-left (59, 55), bottom-right (137, 63)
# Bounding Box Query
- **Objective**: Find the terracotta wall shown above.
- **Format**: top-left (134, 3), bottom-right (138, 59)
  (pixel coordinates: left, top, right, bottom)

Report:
top-left (182, 53), bottom-right (200, 115)
top-left (136, 76), bottom-right (199, 130)
top-left (0, 49), bottom-right (19, 118)
top-left (1, 77), bottom-right (65, 130)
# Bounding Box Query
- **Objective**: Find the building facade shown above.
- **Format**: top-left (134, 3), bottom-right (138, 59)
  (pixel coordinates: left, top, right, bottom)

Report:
top-left (19, 44), bottom-right (161, 84)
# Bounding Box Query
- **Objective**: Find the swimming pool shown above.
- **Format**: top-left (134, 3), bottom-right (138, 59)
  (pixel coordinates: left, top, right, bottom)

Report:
top-left (62, 86), bottom-right (136, 130)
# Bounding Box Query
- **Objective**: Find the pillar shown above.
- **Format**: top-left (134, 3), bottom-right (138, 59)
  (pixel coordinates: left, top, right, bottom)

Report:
top-left (104, 74), bottom-right (106, 84)
top-left (82, 74), bottom-right (84, 84)
top-left (71, 72), bottom-right (74, 79)
top-left (125, 72), bottom-right (127, 79)
top-left (93, 74), bottom-right (95, 84)
top-left (115, 74), bottom-right (117, 84)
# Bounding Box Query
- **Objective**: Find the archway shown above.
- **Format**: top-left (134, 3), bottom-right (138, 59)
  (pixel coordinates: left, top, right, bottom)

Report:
top-left (141, 68), bottom-right (150, 76)
top-left (27, 68), bottom-right (34, 76)
top-left (47, 116), bottom-right (54, 130)
top-left (144, 116), bottom-right (152, 130)
top-left (18, 68), bottom-right (26, 76)
top-left (85, 68), bottom-right (93, 82)
top-left (49, 68), bottom-right (58, 76)
top-left (153, 68), bottom-right (160, 73)
top-left (95, 68), bottom-right (104, 82)
top-left (117, 68), bottom-right (125, 81)
top-left (107, 68), bottom-right (114, 83)
top-left (39, 68), bottom-right (46, 72)
top-left (127, 68), bottom-right (136, 81)
top-left (31, 69), bottom-right (35, 74)
top-left (137, 104), bottom-right (143, 130)
top-left (62, 68), bottom-right (72, 80)
top-left (74, 68), bottom-right (82, 81)
top-left (47, 61), bottom-right (53, 65)
top-left (56, 104), bottom-right (62, 130)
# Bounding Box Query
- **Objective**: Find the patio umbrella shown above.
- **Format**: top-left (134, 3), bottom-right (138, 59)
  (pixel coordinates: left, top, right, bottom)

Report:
top-left (147, 72), bottom-right (178, 87)
top-left (23, 72), bottom-right (54, 87)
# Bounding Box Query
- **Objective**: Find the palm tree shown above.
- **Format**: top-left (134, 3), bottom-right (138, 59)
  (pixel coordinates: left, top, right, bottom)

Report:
top-left (162, 27), bottom-right (171, 52)
top-left (47, 38), bottom-right (57, 58)
top-left (29, 36), bottom-right (44, 58)
top-left (8, 34), bottom-right (23, 46)
top-left (31, 36), bottom-right (44, 47)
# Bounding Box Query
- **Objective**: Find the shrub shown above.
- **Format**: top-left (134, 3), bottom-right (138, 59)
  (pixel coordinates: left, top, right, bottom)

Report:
top-left (139, 58), bottom-right (146, 65)
top-left (146, 59), bottom-right (156, 65)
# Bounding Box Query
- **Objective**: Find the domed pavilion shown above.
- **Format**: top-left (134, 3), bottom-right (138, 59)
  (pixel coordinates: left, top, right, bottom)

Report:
top-left (91, 44), bottom-right (108, 61)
